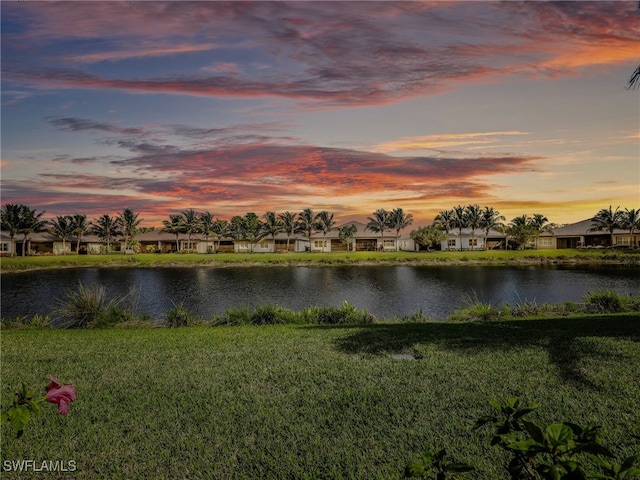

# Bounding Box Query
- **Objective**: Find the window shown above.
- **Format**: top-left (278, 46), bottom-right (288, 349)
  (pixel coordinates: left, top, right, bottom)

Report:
top-left (383, 240), bottom-right (395, 247)
top-left (469, 238), bottom-right (478, 247)
top-left (181, 241), bottom-right (197, 251)
top-left (617, 236), bottom-right (631, 246)
top-left (447, 239), bottom-right (456, 247)
top-left (538, 237), bottom-right (552, 247)
top-left (0, 243), bottom-right (9, 253)
top-left (313, 240), bottom-right (326, 248)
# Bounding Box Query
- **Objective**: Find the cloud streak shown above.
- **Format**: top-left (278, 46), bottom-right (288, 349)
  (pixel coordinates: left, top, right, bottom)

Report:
top-left (3, 1), bottom-right (637, 106)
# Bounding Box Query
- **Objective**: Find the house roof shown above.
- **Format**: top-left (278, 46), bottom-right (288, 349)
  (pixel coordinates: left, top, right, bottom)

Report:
top-left (540, 219), bottom-right (638, 237)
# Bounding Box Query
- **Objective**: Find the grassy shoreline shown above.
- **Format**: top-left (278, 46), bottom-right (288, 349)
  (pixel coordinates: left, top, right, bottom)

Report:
top-left (2, 249), bottom-right (639, 272)
top-left (2, 315), bottom-right (639, 479)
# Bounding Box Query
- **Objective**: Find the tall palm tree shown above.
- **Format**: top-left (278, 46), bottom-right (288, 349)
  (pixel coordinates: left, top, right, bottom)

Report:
top-left (590, 206), bottom-right (623, 248)
top-left (452, 205), bottom-right (467, 251)
top-left (464, 204), bottom-right (483, 251)
top-left (90, 214), bottom-right (119, 253)
top-left (1, 204), bottom-right (23, 257)
top-left (162, 214), bottom-right (184, 252)
top-left (388, 208), bottom-right (413, 251)
top-left (365, 209), bottom-right (390, 251)
top-left (49, 215), bottom-right (75, 255)
top-left (19, 205), bottom-right (47, 256)
top-left (480, 206), bottom-right (505, 251)
top-left (71, 214), bottom-right (88, 253)
top-left (528, 213), bottom-right (549, 250)
top-left (118, 208), bottom-right (142, 253)
top-left (434, 209), bottom-right (455, 251)
top-left (620, 208), bottom-right (640, 248)
top-left (261, 211), bottom-right (283, 251)
top-left (199, 212), bottom-right (215, 253)
top-left (278, 211), bottom-right (298, 252)
top-left (314, 210), bottom-right (335, 253)
top-left (181, 209), bottom-right (201, 247)
top-left (211, 219), bottom-right (229, 253)
top-left (296, 208), bottom-right (316, 252)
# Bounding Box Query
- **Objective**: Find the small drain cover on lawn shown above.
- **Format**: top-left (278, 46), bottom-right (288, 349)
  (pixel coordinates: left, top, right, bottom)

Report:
top-left (390, 353), bottom-right (416, 360)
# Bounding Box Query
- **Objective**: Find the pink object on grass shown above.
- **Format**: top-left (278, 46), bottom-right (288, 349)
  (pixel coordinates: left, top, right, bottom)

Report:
top-left (45, 374), bottom-right (77, 415)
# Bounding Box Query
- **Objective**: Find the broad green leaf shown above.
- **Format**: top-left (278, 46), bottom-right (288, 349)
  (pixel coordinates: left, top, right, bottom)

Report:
top-left (524, 420), bottom-right (545, 444)
top-left (506, 438), bottom-right (546, 454)
top-left (546, 423), bottom-right (574, 449)
top-left (8, 405), bottom-right (31, 432)
top-left (0, 410), bottom-right (8, 425)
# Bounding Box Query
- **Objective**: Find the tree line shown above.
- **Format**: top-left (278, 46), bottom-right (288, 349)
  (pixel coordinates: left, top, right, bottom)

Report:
top-left (1, 203), bottom-right (638, 256)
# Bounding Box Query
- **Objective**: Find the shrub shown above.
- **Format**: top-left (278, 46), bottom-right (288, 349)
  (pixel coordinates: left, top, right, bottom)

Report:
top-left (582, 290), bottom-right (636, 314)
top-left (54, 282), bottom-right (111, 328)
top-left (211, 306), bottom-right (251, 326)
top-left (448, 302), bottom-right (498, 322)
top-left (165, 303), bottom-right (199, 327)
top-left (314, 301), bottom-right (376, 325)
top-left (250, 304), bottom-right (286, 325)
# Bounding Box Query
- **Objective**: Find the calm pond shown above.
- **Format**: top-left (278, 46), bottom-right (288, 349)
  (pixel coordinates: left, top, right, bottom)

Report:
top-left (2, 264), bottom-right (639, 321)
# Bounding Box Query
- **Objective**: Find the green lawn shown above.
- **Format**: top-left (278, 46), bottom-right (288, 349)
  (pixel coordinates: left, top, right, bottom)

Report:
top-left (2, 315), bottom-right (639, 479)
top-left (2, 249), bottom-right (639, 271)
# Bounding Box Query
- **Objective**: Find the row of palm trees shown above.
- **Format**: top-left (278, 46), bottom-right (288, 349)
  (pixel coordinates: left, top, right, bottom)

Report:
top-left (590, 206), bottom-right (640, 248)
top-left (3, 203), bottom-right (639, 255)
top-left (0, 204), bottom-right (142, 256)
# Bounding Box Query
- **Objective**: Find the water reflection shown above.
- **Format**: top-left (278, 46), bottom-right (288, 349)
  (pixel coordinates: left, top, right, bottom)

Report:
top-left (2, 265), bottom-right (638, 320)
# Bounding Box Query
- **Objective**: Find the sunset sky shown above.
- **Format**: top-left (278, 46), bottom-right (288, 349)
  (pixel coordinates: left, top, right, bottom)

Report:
top-left (1, 1), bottom-right (638, 228)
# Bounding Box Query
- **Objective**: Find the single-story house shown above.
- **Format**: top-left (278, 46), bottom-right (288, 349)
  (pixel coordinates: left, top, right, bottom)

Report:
top-left (539, 219), bottom-right (639, 249)
top-left (309, 221), bottom-right (399, 252)
top-left (440, 228), bottom-right (506, 251)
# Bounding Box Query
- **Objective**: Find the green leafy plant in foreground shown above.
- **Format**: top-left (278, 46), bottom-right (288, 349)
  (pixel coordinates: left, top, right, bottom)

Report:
top-left (1, 375), bottom-right (77, 438)
top-left (473, 397), bottom-right (640, 479)
top-left (405, 448), bottom-right (474, 479)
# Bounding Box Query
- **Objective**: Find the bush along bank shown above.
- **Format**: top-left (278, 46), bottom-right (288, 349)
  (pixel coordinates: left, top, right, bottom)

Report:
top-left (1, 283), bottom-right (639, 329)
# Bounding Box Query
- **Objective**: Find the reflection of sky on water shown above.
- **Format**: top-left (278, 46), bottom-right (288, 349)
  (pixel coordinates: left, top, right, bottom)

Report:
top-left (4, 265), bottom-right (639, 321)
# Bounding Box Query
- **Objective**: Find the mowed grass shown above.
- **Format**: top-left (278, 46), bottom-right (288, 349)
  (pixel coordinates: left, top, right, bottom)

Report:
top-left (2, 315), bottom-right (639, 479)
top-left (2, 248), bottom-right (639, 271)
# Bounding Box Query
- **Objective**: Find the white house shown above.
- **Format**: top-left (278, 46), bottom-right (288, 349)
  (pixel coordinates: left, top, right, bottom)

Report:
top-left (440, 228), bottom-right (506, 251)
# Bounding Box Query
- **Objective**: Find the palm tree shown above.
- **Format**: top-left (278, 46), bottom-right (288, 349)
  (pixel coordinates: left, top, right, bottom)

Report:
top-left (528, 213), bottom-right (549, 250)
top-left (314, 210), bottom-right (335, 253)
top-left (464, 204), bottom-right (482, 251)
top-left (162, 214), bottom-right (184, 252)
top-left (243, 212), bottom-right (263, 252)
top-left (211, 219), bottom-right (229, 253)
top-left (388, 208), bottom-right (413, 251)
top-left (278, 211), bottom-right (298, 252)
top-left (71, 214), bottom-right (88, 253)
top-left (261, 211), bottom-right (283, 251)
top-left (590, 206), bottom-right (623, 248)
top-left (296, 208), bottom-right (316, 252)
top-left (365, 209), bottom-right (390, 251)
top-left (1, 204), bottom-right (23, 257)
top-left (199, 212), bottom-right (215, 253)
top-left (620, 208), bottom-right (640, 248)
top-left (181, 209), bottom-right (201, 248)
top-left (434, 209), bottom-right (455, 251)
top-left (480, 206), bottom-right (505, 251)
top-left (19, 205), bottom-right (47, 256)
top-left (49, 215), bottom-right (75, 255)
top-left (452, 205), bottom-right (467, 251)
top-left (508, 215), bottom-right (537, 250)
top-left (90, 214), bottom-right (119, 253)
top-left (118, 208), bottom-right (142, 253)
top-left (338, 224), bottom-right (358, 251)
